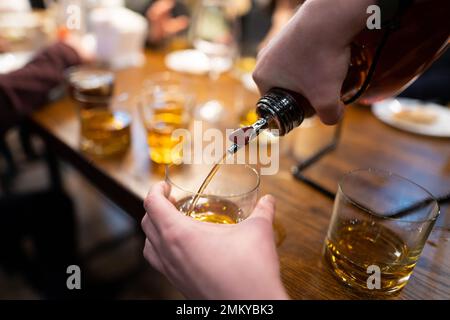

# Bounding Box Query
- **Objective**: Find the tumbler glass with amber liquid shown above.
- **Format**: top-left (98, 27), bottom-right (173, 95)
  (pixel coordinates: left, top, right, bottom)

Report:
top-left (139, 72), bottom-right (194, 164)
top-left (75, 93), bottom-right (131, 157)
top-left (67, 67), bottom-right (131, 157)
top-left (324, 169), bottom-right (439, 295)
top-left (166, 163), bottom-right (260, 224)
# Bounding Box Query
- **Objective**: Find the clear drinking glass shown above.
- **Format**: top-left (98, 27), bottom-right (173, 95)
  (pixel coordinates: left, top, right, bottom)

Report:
top-left (166, 163), bottom-right (259, 224)
top-left (67, 66), bottom-right (131, 157)
top-left (324, 169), bottom-right (440, 295)
top-left (139, 72), bottom-right (194, 164)
top-left (75, 92), bottom-right (131, 157)
top-left (191, 0), bottom-right (239, 123)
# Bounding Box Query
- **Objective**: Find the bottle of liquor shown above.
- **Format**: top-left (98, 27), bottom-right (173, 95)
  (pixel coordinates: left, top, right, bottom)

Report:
top-left (243, 0), bottom-right (449, 138)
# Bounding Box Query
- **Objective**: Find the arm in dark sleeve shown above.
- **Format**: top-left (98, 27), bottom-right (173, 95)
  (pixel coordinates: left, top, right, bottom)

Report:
top-left (0, 42), bottom-right (81, 131)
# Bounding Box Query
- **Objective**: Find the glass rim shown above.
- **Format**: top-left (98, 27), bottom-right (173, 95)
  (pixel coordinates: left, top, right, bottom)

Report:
top-left (165, 163), bottom-right (260, 199)
top-left (73, 91), bottom-right (112, 104)
top-left (339, 168), bottom-right (440, 223)
top-left (65, 65), bottom-right (115, 84)
top-left (141, 71), bottom-right (195, 107)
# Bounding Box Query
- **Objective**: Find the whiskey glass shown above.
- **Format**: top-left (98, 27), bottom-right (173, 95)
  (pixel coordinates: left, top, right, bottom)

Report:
top-left (139, 72), bottom-right (194, 164)
top-left (324, 168), bottom-right (440, 295)
top-left (165, 163), bottom-right (260, 224)
top-left (74, 92), bottom-right (132, 157)
top-left (67, 66), bottom-right (131, 157)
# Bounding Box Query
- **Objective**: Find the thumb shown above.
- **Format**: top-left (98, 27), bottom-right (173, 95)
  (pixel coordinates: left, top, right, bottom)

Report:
top-left (249, 195), bottom-right (276, 224)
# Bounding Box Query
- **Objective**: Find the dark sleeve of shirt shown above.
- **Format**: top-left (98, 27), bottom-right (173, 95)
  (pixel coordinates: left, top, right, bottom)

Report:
top-left (0, 42), bottom-right (81, 132)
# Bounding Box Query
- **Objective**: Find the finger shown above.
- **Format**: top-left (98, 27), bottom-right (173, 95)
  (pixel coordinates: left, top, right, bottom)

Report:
top-left (143, 239), bottom-right (165, 274)
top-left (314, 100), bottom-right (345, 125)
top-left (308, 74), bottom-right (345, 125)
top-left (141, 214), bottom-right (161, 246)
top-left (145, 181), bottom-right (172, 203)
top-left (248, 195), bottom-right (276, 224)
top-left (169, 196), bottom-right (177, 205)
top-left (143, 181), bottom-right (188, 231)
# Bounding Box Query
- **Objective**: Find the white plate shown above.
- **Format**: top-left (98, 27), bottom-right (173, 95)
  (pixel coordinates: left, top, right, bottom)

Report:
top-left (165, 49), bottom-right (232, 75)
top-left (372, 98), bottom-right (450, 138)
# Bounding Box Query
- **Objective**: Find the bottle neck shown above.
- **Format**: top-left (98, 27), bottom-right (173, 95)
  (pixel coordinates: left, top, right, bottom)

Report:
top-left (256, 88), bottom-right (313, 136)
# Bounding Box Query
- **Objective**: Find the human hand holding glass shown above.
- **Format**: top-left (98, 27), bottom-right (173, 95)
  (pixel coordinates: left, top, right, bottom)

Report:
top-left (141, 181), bottom-right (288, 300)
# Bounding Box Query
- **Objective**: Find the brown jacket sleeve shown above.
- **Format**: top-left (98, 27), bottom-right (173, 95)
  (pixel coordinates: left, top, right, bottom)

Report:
top-left (0, 42), bottom-right (81, 132)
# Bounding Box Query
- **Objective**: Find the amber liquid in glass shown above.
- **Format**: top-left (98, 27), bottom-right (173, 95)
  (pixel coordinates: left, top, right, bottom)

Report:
top-left (80, 109), bottom-right (131, 156)
top-left (176, 195), bottom-right (241, 224)
top-left (145, 101), bottom-right (186, 164)
top-left (324, 220), bottom-right (422, 295)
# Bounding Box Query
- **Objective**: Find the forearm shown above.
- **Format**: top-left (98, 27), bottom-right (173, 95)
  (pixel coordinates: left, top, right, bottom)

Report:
top-left (0, 42), bottom-right (81, 121)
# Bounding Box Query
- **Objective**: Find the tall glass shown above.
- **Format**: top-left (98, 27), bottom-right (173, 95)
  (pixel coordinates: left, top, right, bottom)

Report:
top-left (191, 0), bottom-right (239, 123)
top-left (75, 93), bottom-right (131, 157)
top-left (166, 163), bottom-right (259, 224)
top-left (324, 169), bottom-right (440, 295)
